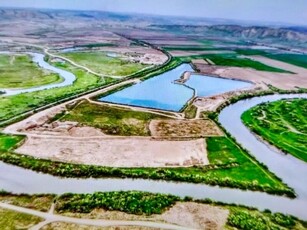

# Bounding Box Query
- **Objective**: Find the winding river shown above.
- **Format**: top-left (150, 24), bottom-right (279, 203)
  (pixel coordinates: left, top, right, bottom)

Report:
top-left (0, 51), bottom-right (307, 219)
top-left (0, 94), bottom-right (306, 219)
top-left (0, 52), bottom-right (76, 96)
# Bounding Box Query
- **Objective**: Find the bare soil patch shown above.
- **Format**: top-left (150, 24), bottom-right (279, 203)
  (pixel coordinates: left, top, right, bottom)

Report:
top-left (161, 202), bottom-right (229, 230)
top-left (41, 222), bottom-right (158, 230)
top-left (149, 119), bottom-right (223, 138)
top-left (170, 50), bottom-right (233, 57)
top-left (16, 136), bottom-right (208, 167)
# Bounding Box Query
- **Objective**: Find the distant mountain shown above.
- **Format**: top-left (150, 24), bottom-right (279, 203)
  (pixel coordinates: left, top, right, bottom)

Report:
top-left (1, 8), bottom-right (306, 50)
top-left (152, 24), bottom-right (307, 44)
top-left (211, 25), bottom-right (307, 42)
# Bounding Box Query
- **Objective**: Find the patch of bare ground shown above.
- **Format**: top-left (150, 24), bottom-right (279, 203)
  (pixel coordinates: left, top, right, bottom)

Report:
top-left (161, 202), bottom-right (229, 230)
top-left (41, 222), bottom-right (158, 230)
top-left (191, 59), bottom-right (208, 65)
top-left (149, 119), bottom-right (223, 138)
top-left (59, 209), bottom-right (158, 222)
top-left (193, 87), bottom-right (263, 113)
top-left (18, 120), bottom-right (106, 137)
top-left (170, 50), bottom-right (234, 57)
top-left (15, 136), bottom-right (208, 167)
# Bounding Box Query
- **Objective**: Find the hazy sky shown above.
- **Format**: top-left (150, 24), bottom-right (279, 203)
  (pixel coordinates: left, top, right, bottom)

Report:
top-left (0, 0), bottom-right (306, 25)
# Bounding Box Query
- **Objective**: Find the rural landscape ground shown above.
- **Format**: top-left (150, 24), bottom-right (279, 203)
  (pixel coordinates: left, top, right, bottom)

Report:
top-left (0, 7), bottom-right (307, 230)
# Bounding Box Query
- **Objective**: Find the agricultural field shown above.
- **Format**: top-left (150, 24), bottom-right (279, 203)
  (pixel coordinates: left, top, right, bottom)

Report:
top-left (0, 53), bottom-right (62, 89)
top-left (61, 51), bottom-right (148, 76)
top-left (242, 99), bottom-right (307, 162)
top-left (236, 49), bottom-right (307, 69)
top-left (179, 53), bottom-right (289, 73)
top-left (264, 53), bottom-right (307, 69)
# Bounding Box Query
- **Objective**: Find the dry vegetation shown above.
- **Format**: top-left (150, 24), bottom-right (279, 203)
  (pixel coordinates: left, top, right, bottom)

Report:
top-left (149, 119), bottom-right (223, 138)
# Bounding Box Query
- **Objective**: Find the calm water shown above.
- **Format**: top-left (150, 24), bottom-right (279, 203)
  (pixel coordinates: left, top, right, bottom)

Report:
top-left (186, 74), bottom-right (252, 97)
top-left (100, 64), bottom-right (194, 111)
top-left (100, 64), bottom-right (252, 111)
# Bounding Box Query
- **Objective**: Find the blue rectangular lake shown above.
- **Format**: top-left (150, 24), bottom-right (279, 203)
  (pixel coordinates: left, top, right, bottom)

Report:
top-left (99, 63), bottom-right (253, 111)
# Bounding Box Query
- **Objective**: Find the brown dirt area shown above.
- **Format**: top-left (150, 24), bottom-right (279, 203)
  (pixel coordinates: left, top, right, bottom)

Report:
top-left (193, 86), bottom-right (264, 113)
top-left (161, 202), bottom-right (229, 230)
top-left (169, 50), bottom-right (234, 57)
top-left (194, 56), bottom-right (307, 90)
top-left (41, 223), bottom-right (158, 230)
top-left (149, 119), bottom-right (223, 138)
top-left (16, 136), bottom-right (208, 167)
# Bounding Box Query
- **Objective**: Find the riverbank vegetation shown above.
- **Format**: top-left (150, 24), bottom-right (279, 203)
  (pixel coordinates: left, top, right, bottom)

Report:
top-left (0, 53), bottom-right (62, 89)
top-left (242, 98), bottom-right (307, 162)
top-left (61, 51), bottom-right (148, 76)
top-left (56, 191), bottom-right (179, 215)
top-left (54, 191), bottom-right (307, 229)
top-left (60, 100), bottom-right (166, 136)
top-left (0, 133), bottom-right (294, 197)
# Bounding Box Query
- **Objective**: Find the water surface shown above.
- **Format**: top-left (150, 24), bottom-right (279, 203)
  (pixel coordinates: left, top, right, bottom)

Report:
top-left (100, 64), bottom-right (194, 111)
top-left (186, 74), bottom-right (252, 97)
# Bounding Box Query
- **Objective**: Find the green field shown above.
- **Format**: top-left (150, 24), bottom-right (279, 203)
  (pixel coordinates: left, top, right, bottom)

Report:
top-left (205, 137), bottom-right (290, 193)
top-left (0, 133), bottom-right (294, 196)
top-left (0, 54), bottom-right (62, 89)
top-left (242, 99), bottom-right (307, 162)
top-left (60, 101), bottom-right (165, 136)
top-left (236, 49), bottom-right (307, 69)
top-left (202, 54), bottom-right (290, 73)
top-left (0, 62), bottom-right (114, 123)
top-left (62, 51), bottom-right (148, 76)
top-left (178, 53), bottom-right (289, 73)
top-left (265, 53), bottom-right (307, 69)
top-left (0, 208), bottom-right (43, 229)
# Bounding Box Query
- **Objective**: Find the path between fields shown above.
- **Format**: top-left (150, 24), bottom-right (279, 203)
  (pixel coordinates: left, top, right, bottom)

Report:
top-left (0, 202), bottom-right (194, 230)
top-left (44, 49), bottom-right (158, 81)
